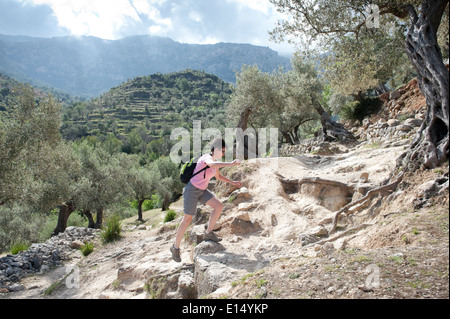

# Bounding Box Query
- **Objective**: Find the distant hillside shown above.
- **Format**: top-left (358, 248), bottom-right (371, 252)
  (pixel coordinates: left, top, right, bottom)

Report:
top-left (0, 72), bottom-right (79, 112)
top-left (61, 69), bottom-right (233, 142)
top-left (0, 34), bottom-right (291, 97)
top-left (0, 73), bottom-right (21, 112)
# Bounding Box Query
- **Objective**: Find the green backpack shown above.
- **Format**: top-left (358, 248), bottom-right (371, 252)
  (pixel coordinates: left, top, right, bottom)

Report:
top-left (180, 156), bottom-right (208, 184)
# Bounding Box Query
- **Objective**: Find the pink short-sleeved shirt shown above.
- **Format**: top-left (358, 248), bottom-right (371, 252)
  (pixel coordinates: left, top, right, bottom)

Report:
top-left (190, 154), bottom-right (216, 190)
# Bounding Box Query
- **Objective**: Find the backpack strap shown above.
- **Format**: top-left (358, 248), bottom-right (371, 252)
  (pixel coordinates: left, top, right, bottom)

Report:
top-left (191, 165), bottom-right (209, 179)
top-left (191, 154), bottom-right (213, 181)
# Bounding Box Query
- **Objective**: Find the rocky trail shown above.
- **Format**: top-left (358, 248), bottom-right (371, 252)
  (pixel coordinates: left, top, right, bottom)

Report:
top-left (1, 79), bottom-right (448, 299)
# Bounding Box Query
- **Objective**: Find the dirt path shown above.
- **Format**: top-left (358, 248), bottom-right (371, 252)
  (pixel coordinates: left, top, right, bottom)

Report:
top-left (2, 139), bottom-right (448, 299)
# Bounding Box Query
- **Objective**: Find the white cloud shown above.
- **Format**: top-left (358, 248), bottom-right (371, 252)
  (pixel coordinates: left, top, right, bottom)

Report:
top-left (131, 0), bottom-right (158, 19)
top-left (189, 10), bottom-right (202, 23)
top-left (131, 0), bottom-right (169, 25)
top-left (26, 0), bottom-right (141, 39)
top-left (10, 0), bottom-right (296, 54)
top-left (225, 0), bottom-right (271, 14)
top-left (147, 18), bottom-right (172, 37)
top-left (135, 0), bottom-right (172, 36)
top-left (18, 0), bottom-right (175, 39)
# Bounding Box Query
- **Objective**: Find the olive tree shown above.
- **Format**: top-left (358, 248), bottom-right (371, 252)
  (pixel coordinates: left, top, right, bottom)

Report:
top-left (67, 143), bottom-right (133, 232)
top-left (129, 164), bottom-right (161, 222)
top-left (228, 58), bottom-right (354, 145)
top-left (267, 61), bottom-right (320, 144)
top-left (0, 85), bottom-right (85, 239)
top-left (152, 157), bottom-right (184, 211)
top-left (270, 0), bottom-right (449, 170)
top-left (0, 85), bottom-right (63, 207)
top-left (227, 65), bottom-right (275, 132)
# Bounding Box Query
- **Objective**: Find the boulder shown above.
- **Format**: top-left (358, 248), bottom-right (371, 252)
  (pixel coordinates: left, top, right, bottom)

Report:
top-left (318, 242), bottom-right (335, 257)
top-left (396, 124), bottom-right (413, 132)
top-left (298, 177), bottom-right (354, 212)
top-left (189, 225), bottom-right (206, 245)
top-left (227, 187), bottom-right (251, 205)
top-left (389, 90), bottom-right (402, 100)
top-left (404, 118), bottom-right (422, 127)
top-left (387, 119), bottom-right (400, 127)
top-left (69, 240), bottom-right (84, 250)
top-left (309, 226), bottom-right (329, 237)
top-left (230, 217), bottom-right (262, 235)
top-left (359, 172), bottom-right (369, 183)
top-left (237, 202), bottom-right (257, 212)
top-left (299, 234), bottom-right (321, 247)
top-left (194, 257), bottom-right (230, 296)
top-left (194, 241), bottom-right (225, 259)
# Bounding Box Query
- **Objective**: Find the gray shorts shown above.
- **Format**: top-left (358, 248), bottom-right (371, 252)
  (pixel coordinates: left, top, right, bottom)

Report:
top-left (183, 182), bottom-right (215, 215)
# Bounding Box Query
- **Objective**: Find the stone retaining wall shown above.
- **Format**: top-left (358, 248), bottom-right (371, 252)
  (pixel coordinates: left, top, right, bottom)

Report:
top-left (0, 226), bottom-right (100, 292)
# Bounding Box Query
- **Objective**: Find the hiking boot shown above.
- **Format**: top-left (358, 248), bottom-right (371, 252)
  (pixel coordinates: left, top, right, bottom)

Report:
top-left (204, 231), bottom-right (222, 243)
top-left (170, 245), bottom-right (181, 262)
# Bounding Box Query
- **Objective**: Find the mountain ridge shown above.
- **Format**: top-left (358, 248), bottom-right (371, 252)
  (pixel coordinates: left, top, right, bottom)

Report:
top-left (0, 34), bottom-right (291, 98)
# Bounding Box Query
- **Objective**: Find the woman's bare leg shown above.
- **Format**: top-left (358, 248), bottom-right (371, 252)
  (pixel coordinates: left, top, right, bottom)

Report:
top-left (205, 197), bottom-right (224, 233)
top-left (174, 214), bottom-right (193, 249)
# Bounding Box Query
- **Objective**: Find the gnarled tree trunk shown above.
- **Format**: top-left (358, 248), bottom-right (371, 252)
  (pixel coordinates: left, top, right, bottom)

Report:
top-left (83, 210), bottom-right (96, 228)
top-left (313, 99), bottom-right (356, 143)
top-left (95, 209), bottom-right (103, 229)
top-left (236, 107), bottom-right (259, 159)
top-left (398, 0), bottom-right (449, 170)
top-left (52, 201), bottom-right (76, 236)
top-left (137, 199), bottom-right (145, 221)
top-left (237, 107), bottom-right (253, 132)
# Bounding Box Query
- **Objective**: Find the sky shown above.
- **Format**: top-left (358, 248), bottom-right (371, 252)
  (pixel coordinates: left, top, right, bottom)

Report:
top-left (0, 0), bottom-right (297, 55)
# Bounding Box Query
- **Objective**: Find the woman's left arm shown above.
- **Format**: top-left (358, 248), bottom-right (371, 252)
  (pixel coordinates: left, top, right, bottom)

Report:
top-left (215, 170), bottom-right (242, 188)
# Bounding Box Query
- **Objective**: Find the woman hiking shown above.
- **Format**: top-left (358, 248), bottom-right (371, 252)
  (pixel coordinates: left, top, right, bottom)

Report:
top-left (171, 138), bottom-right (242, 262)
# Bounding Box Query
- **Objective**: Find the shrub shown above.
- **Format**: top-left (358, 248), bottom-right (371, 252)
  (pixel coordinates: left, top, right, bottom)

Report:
top-left (340, 97), bottom-right (382, 122)
top-left (67, 211), bottom-right (89, 228)
top-left (164, 210), bottom-right (177, 223)
top-left (79, 241), bottom-right (94, 256)
top-left (10, 241), bottom-right (30, 255)
top-left (0, 205), bottom-right (44, 253)
top-left (101, 215), bottom-right (122, 243)
top-left (340, 101), bottom-right (360, 121)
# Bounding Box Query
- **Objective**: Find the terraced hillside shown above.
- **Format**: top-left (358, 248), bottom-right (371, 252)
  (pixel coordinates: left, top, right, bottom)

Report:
top-left (61, 69), bottom-right (234, 141)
